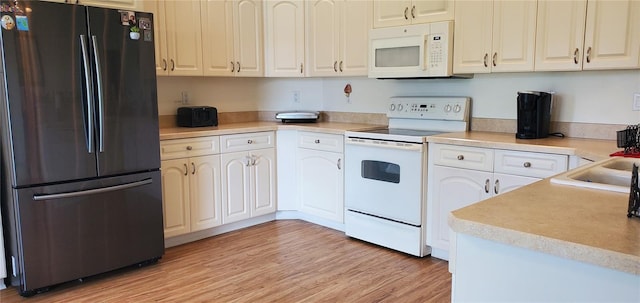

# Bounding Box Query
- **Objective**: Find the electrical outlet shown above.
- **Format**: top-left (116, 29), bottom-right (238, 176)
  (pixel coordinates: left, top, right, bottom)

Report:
top-left (293, 91), bottom-right (300, 103)
top-left (181, 91), bottom-right (189, 104)
top-left (633, 93), bottom-right (640, 111)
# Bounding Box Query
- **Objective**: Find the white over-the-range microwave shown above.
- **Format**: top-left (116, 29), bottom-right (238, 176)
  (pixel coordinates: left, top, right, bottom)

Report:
top-left (368, 21), bottom-right (464, 79)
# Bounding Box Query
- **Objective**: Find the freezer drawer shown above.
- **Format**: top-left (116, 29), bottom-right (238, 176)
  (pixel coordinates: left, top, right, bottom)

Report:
top-left (8, 171), bottom-right (164, 294)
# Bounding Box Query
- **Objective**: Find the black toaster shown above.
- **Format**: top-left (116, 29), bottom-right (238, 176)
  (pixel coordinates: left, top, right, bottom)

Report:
top-left (177, 106), bottom-right (218, 127)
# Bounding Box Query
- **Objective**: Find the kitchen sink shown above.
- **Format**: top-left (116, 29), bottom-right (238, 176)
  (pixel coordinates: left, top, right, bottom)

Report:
top-left (550, 157), bottom-right (640, 193)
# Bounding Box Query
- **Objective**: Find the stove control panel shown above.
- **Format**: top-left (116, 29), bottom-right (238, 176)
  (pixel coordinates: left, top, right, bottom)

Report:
top-left (387, 97), bottom-right (470, 121)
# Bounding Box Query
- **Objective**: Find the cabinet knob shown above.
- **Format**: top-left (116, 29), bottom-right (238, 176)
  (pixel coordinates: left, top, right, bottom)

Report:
top-left (457, 155), bottom-right (464, 160)
top-left (523, 162), bottom-right (531, 168)
top-left (186, 146), bottom-right (193, 150)
top-left (315, 139), bottom-right (320, 144)
top-left (247, 139), bottom-right (253, 144)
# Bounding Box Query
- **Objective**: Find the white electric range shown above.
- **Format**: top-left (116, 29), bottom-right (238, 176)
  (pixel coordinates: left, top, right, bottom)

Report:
top-left (344, 96), bottom-right (470, 257)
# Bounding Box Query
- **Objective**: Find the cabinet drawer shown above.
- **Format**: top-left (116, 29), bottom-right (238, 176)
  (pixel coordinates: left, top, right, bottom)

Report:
top-left (220, 131), bottom-right (275, 153)
top-left (298, 131), bottom-right (344, 153)
top-left (160, 137), bottom-right (220, 160)
top-left (431, 144), bottom-right (494, 172)
top-left (494, 150), bottom-right (568, 178)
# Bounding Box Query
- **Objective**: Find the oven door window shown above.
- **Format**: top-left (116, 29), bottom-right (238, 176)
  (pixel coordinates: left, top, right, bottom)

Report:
top-left (361, 160), bottom-right (400, 183)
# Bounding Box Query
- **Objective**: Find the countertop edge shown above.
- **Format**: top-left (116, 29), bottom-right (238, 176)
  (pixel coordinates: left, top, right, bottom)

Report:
top-left (448, 212), bottom-right (640, 275)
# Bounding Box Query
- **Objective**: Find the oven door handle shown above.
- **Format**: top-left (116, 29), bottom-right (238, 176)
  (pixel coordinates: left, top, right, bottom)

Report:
top-left (345, 138), bottom-right (423, 151)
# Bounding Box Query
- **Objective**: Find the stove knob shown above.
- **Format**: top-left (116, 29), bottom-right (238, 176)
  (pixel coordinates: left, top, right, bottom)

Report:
top-left (390, 104), bottom-right (396, 111)
top-left (453, 104), bottom-right (462, 113)
top-left (444, 104), bottom-right (452, 112)
top-left (398, 104), bottom-right (404, 111)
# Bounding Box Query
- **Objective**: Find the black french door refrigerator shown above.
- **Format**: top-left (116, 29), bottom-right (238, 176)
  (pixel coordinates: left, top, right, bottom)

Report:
top-left (0, 1), bottom-right (164, 296)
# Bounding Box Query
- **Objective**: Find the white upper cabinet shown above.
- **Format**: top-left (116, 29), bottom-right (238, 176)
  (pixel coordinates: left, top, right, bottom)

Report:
top-left (535, 0), bottom-right (640, 71)
top-left (264, 0), bottom-right (306, 77)
top-left (307, 0), bottom-right (371, 76)
top-left (453, 0), bottom-right (536, 74)
top-left (535, 0), bottom-right (587, 71)
top-left (145, 1), bottom-right (203, 76)
top-left (373, 0), bottom-right (454, 28)
top-left (201, 0), bottom-right (263, 77)
top-left (44, 0), bottom-right (139, 10)
top-left (582, 0), bottom-right (640, 70)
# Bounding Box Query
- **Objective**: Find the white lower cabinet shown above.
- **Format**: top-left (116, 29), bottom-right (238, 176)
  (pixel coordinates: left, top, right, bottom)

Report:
top-left (296, 132), bottom-right (344, 223)
top-left (221, 132), bottom-right (277, 224)
top-left (161, 154), bottom-right (222, 238)
top-left (427, 143), bottom-right (568, 260)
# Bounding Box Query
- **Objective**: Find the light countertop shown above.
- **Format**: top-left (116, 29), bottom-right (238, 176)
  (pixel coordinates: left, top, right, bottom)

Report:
top-left (159, 121), bottom-right (384, 140)
top-left (427, 131), bottom-right (618, 161)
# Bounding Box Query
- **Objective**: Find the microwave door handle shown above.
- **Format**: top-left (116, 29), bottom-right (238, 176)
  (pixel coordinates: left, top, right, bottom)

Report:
top-left (422, 34), bottom-right (429, 71)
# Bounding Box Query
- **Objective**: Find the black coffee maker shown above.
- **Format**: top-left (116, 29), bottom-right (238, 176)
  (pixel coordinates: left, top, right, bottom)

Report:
top-left (516, 91), bottom-right (552, 139)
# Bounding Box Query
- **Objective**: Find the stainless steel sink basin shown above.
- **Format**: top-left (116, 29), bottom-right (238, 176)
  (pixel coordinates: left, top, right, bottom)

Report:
top-left (550, 157), bottom-right (640, 193)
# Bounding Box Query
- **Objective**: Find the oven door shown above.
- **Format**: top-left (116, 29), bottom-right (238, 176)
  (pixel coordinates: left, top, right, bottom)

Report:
top-left (344, 138), bottom-right (425, 226)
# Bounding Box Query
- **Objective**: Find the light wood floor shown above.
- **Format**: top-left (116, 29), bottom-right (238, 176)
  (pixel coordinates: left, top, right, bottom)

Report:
top-left (0, 220), bottom-right (451, 302)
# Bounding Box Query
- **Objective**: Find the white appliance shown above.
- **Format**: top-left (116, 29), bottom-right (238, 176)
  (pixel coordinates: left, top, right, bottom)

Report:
top-left (368, 21), bottom-right (457, 79)
top-left (344, 96), bottom-right (470, 257)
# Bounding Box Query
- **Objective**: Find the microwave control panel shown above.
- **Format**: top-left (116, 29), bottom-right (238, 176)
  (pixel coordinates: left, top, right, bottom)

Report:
top-left (429, 35), bottom-right (444, 69)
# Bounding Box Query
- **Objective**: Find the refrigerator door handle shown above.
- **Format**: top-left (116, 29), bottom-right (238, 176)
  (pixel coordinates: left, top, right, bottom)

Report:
top-left (33, 178), bottom-right (153, 201)
top-left (80, 35), bottom-right (94, 153)
top-left (91, 35), bottom-right (105, 153)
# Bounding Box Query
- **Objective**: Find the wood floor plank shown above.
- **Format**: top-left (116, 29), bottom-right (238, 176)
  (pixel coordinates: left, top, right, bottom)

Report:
top-left (0, 220), bottom-right (451, 302)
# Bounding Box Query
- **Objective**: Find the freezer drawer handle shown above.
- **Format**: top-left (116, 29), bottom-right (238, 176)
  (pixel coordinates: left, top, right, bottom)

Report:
top-left (33, 179), bottom-right (153, 201)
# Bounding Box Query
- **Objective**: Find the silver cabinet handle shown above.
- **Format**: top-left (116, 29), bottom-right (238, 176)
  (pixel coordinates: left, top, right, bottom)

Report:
top-left (191, 162), bottom-right (196, 175)
top-left (247, 139), bottom-right (253, 144)
top-left (484, 179), bottom-right (490, 193)
top-left (492, 52), bottom-right (497, 67)
top-left (333, 61), bottom-right (338, 72)
top-left (183, 164), bottom-right (188, 176)
top-left (494, 179), bottom-right (499, 195)
top-left (237, 61), bottom-right (241, 73)
top-left (411, 5), bottom-right (415, 19)
top-left (586, 47), bottom-right (592, 63)
top-left (457, 155), bottom-right (464, 160)
top-left (404, 7), bottom-right (408, 20)
top-left (162, 59), bottom-right (167, 71)
top-left (231, 61), bottom-right (235, 72)
top-left (170, 59), bottom-right (175, 71)
top-left (523, 162), bottom-right (531, 168)
top-left (483, 53), bottom-right (488, 68)
top-left (33, 179), bottom-right (153, 201)
top-left (314, 139), bottom-right (320, 144)
top-left (79, 35), bottom-right (94, 154)
top-left (573, 48), bottom-right (579, 64)
top-left (90, 35), bottom-right (105, 153)
top-left (339, 61), bottom-right (343, 72)
top-left (337, 158), bottom-right (342, 170)
top-left (186, 146), bottom-right (193, 151)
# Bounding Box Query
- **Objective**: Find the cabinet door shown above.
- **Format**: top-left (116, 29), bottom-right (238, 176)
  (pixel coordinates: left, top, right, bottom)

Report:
top-left (81, 0), bottom-right (139, 10)
top-left (428, 166), bottom-right (491, 253)
top-left (340, 0), bottom-right (371, 76)
top-left (143, 1), bottom-right (169, 75)
top-left (297, 149), bottom-right (344, 222)
top-left (412, 0), bottom-right (454, 23)
top-left (250, 149), bottom-right (277, 217)
top-left (221, 152), bottom-right (252, 224)
top-left (235, 0), bottom-right (264, 76)
top-left (583, 0), bottom-right (640, 70)
top-left (453, 0), bottom-right (493, 74)
top-left (373, 0), bottom-right (412, 28)
top-left (164, 1), bottom-right (203, 75)
top-left (493, 173), bottom-right (539, 195)
top-left (534, 0), bottom-right (587, 71)
top-left (264, 0), bottom-right (305, 77)
top-left (307, 0), bottom-right (341, 76)
top-left (491, 0), bottom-right (537, 72)
top-left (201, 0), bottom-right (235, 76)
top-left (190, 155), bottom-right (222, 231)
top-left (161, 159), bottom-right (190, 238)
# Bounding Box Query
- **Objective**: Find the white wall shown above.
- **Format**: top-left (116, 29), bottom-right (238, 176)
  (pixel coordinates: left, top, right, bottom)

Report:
top-left (157, 70), bottom-right (640, 124)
